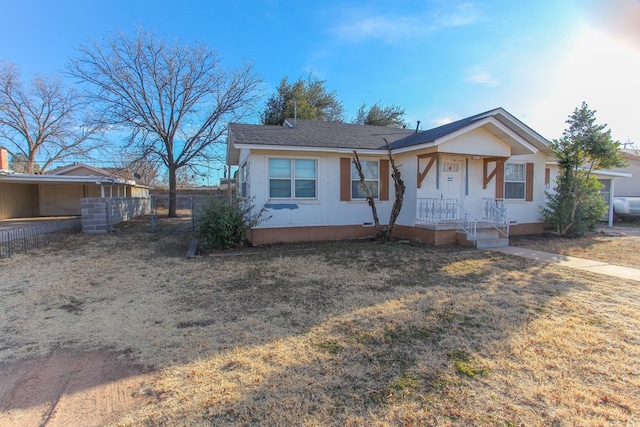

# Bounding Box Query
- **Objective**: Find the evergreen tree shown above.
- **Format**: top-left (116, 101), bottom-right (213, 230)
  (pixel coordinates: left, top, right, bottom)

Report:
top-left (543, 102), bottom-right (627, 235)
top-left (353, 102), bottom-right (406, 127)
top-left (261, 74), bottom-right (345, 125)
top-left (9, 153), bottom-right (41, 173)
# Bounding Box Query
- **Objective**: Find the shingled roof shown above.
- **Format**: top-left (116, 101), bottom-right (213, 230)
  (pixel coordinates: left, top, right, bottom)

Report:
top-left (387, 111), bottom-right (492, 150)
top-left (227, 107), bottom-right (551, 162)
top-left (229, 119), bottom-right (415, 150)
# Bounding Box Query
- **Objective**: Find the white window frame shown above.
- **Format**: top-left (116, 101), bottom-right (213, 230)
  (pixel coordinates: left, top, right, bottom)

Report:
top-left (239, 162), bottom-right (248, 197)
top-left (504, 162), bottom-right (526, 200)
top-left (351, 159), bottom-right (379, 200)
top-left (268, 158), bottom-right (317, 199)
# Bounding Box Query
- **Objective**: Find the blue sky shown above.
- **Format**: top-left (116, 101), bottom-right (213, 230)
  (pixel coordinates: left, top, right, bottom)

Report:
top-left (1, 0), bottom-right (639, 181)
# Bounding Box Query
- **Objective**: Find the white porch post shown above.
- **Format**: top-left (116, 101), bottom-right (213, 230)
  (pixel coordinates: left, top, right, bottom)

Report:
top-left (608, 179), bottom-right (615, 227)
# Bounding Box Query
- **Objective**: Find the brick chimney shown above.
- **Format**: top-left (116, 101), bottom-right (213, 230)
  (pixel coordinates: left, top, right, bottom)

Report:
top-left (0, 148), bottom-right (9, 170)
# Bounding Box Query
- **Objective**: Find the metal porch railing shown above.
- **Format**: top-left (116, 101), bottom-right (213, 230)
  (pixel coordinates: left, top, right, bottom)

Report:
top-left (417, 198), bottom-right (477, 239)
top-left (417, 198), bottom-right (510, 241)
top-left (483, 198), bottom-right (510, 239)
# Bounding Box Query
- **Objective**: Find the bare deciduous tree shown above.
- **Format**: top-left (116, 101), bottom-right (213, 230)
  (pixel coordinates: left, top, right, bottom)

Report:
top-left (69, 29), bottom-right (262, 216)
top-left (353, 139), bottom-right (405, 242)
top-left (0, 62), bottom-right (103, 173)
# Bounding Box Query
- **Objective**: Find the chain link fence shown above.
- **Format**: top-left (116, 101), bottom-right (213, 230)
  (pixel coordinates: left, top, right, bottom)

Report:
top-left (151, 196), bottom-right (199, 233)
top-left (0, 218), bottom-right (81, 258)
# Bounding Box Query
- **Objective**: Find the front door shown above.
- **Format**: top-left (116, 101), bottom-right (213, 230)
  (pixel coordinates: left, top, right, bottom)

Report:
top-left (440, 157), bottom-right (463, 220)
top-left (440, 157), bottom-right (462, 201)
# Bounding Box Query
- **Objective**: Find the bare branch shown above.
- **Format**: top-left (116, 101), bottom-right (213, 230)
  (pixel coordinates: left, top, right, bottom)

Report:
top-left (0, 62), bottom-right (104, 173)
top-left (68, 30), bottom-right (262, 216)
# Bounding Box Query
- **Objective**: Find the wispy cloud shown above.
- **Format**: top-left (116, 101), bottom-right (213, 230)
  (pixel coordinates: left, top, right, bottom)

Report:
top-left (330, 3), bottom-right (480, 44)
top-left (331, 15), bottom-right (417, 43)
top-left (436, 2), bottom-right (480, 27)
top-left (465, 69), bottom-right (498, 87)
top-left (433, 116), bottom-right (456, 126)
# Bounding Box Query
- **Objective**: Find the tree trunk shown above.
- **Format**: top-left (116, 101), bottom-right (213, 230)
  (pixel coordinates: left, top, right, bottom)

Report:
top-left (354, 143), bottom-right (405, 242)
top-left (29, 153), bottom-right (36, 174)
top-left (168, 162), bottom-right (178, 218)
top-left (353, 151), bottom-right (382, 237)
top-left (385, 149), bottom-right (405, 241)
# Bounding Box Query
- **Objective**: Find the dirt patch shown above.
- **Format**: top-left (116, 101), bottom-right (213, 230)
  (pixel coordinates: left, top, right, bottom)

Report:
top-left (0, 350), bottom-right (153, 427)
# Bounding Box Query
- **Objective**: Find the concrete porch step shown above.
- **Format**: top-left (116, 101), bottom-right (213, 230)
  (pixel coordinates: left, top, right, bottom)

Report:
top-left (475, 237), bottom-right (509, 249)
top-left (456, 227), bottom-right (509, 249)
top-left (475, 228), bottom-right (500, 239)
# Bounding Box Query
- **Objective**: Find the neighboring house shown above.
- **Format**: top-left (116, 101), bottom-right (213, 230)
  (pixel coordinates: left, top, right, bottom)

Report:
top-left (0, 154), bottom-right (150, 220)
top-left (544, 147), bottom-right (635, 226)
top-left (226, 108), bottom-right (624, 246)
top-left (610, 149), bottom-right (640, 197)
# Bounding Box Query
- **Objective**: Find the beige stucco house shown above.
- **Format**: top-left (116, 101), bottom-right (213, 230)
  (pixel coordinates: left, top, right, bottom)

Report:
top-left (0, 153), bottom-right (150, 220)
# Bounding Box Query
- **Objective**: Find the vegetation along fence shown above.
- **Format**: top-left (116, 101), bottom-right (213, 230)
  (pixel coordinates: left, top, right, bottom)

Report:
top-left (150, 195), bottom-right (231, 233)
top-left (151, 196), bottom-right (200, 233)
top-left (0, 218), bottom-right (82, 258)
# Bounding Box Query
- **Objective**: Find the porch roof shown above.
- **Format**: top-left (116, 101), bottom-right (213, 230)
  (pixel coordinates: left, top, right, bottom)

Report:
top-left (388, 108), bottom-right (552, 156)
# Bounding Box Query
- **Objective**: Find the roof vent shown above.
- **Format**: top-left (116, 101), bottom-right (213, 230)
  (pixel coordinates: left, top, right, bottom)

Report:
top-left (415, 120), bottom-right (421, 133)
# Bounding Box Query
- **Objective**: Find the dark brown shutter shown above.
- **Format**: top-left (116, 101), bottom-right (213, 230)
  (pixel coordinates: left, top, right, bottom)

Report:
top-left (379, 159), bottom-right (389, 201)
top-left (526, 163), bottom-right (534, 201)
top-left (495, 162), bottom-right (504, 199)
top-left (340, 158), bottom-right (351, 201)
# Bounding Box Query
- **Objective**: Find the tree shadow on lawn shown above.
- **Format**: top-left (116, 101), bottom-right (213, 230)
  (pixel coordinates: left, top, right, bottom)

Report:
top-left (123, 242), bottom-right (610, 425)
top-left (4, 234), bottom-right (632, 425)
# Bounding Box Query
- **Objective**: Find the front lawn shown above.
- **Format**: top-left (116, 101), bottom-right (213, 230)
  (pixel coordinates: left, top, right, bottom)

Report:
top-left (1, 232), bottom-right (638, 426)
top-left (510, 230), bottom-right (640, 269)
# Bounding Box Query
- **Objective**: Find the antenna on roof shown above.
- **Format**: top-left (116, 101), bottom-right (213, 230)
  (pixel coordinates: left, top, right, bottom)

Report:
top-left (294, 98), bottom-right (297, 128)
top-left (415, 120), bottom-right (421, 133)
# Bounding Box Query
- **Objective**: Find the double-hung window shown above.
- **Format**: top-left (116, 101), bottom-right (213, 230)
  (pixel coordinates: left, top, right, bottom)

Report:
top-left (504, 163), bottom-right (526, 199)
top-left (239, 162), bottom-right (248, 197)
top-left (269, 158), bottom-right (316, 199)
top-left (351, 160), bottom-right (379, 199)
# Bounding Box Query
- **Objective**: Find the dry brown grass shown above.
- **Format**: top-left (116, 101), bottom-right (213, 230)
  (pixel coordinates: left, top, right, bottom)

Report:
top-left (1, 227), bottom-right (639, 426)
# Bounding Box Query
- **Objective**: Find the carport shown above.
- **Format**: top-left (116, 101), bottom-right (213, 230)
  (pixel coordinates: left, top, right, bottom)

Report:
top-left (0, 173), bottom-right (141, 219)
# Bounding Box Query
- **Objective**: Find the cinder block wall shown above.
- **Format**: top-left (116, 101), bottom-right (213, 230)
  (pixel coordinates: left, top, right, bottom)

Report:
top-left (81, 197), bottom-right (151, 234)
top-left (81, 198), bottom-right (109, 234)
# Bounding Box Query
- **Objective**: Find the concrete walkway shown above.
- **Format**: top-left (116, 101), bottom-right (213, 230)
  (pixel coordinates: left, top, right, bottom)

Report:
top-left (491, 246), bottom-right (640, 282)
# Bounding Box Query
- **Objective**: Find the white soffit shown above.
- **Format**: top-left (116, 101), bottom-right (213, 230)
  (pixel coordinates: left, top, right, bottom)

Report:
top-left (434, 117), bottom-right (539, 155)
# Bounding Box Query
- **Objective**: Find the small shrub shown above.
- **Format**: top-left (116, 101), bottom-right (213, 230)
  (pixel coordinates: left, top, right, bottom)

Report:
top-left (198, 197), bottom-right (269, 250)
